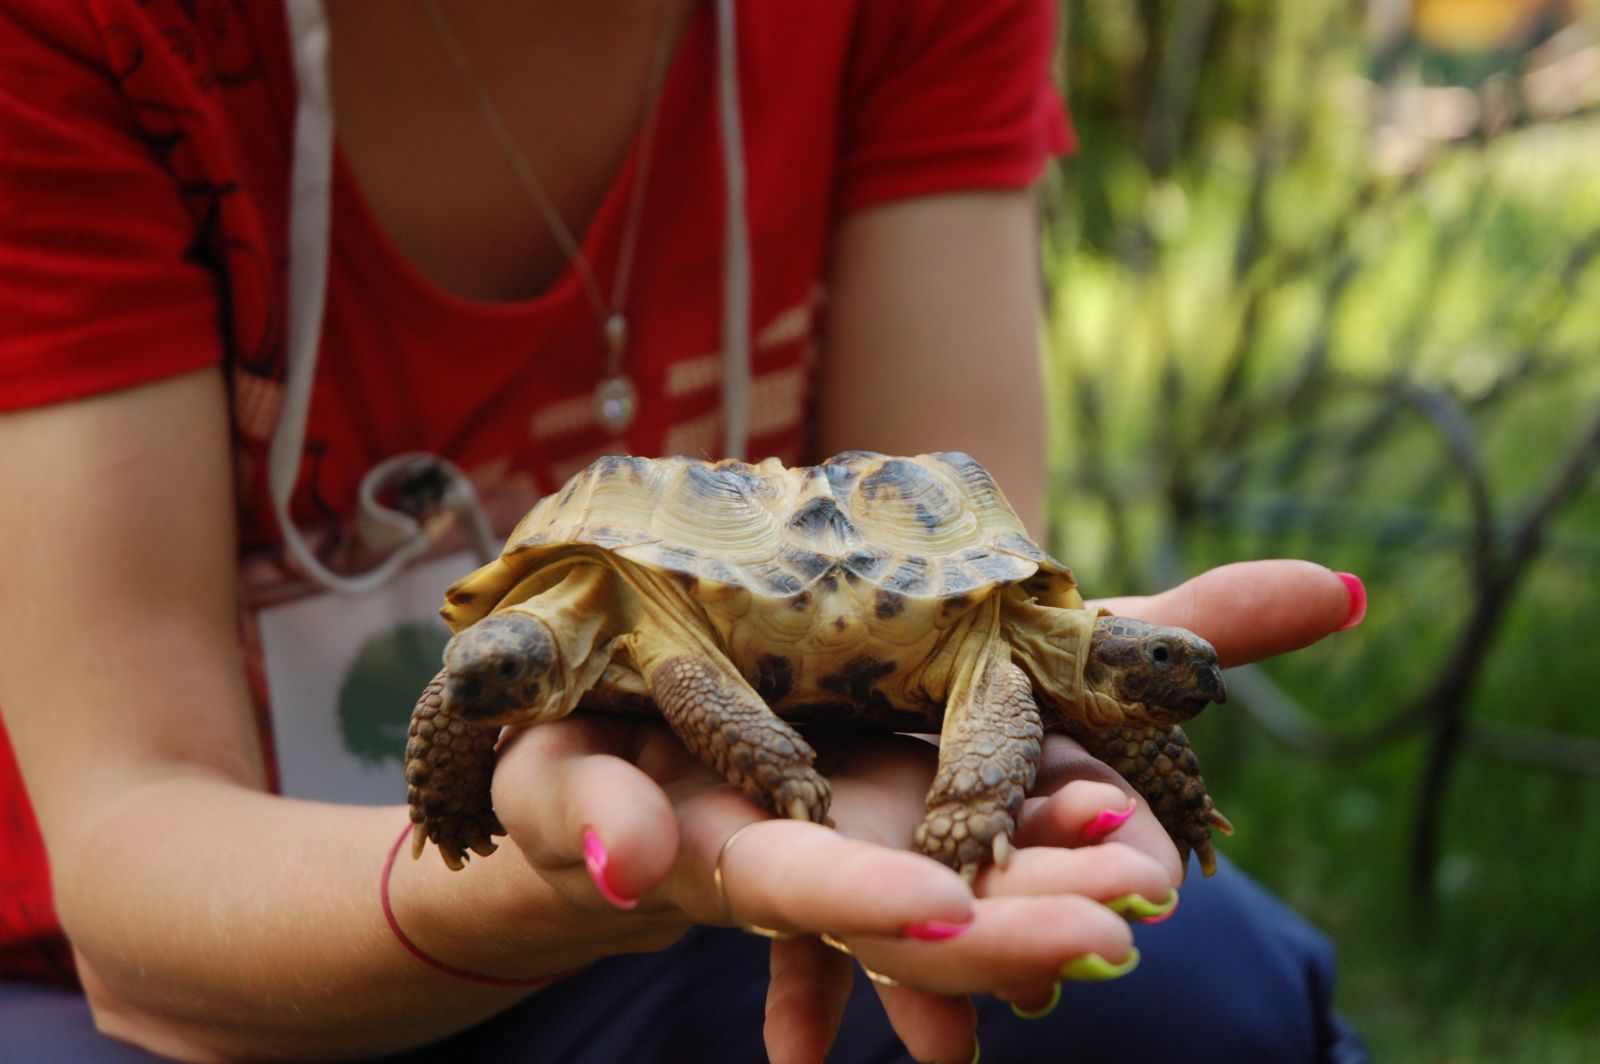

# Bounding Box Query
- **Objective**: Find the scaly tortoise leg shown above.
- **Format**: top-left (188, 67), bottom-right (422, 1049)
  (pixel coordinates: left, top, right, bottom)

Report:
top-left (408, 565), bottom-right (626, 870)
top-left (405, 669), bottom-right (505, 870)
top-left (630, 636), bottom-right (831, 824)
top-left (1062, 719), bottom-right (1233, 876)
top-left (916, 614), bottom-right (1044, 880)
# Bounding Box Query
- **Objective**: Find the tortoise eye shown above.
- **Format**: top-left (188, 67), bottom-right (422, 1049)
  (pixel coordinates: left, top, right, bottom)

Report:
top-left (498, 658), bottom-right (522, 681)
top-left (1148, 642), bottom-right (1172, 666)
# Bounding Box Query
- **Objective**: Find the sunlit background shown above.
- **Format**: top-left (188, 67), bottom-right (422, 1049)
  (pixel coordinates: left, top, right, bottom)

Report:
top-left (1047, 2), bottom-right (1600, 1059)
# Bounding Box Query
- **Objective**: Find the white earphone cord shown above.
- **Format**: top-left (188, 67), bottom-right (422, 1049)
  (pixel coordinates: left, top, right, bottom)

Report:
top-left (277, 0), bottom-right (750, 594)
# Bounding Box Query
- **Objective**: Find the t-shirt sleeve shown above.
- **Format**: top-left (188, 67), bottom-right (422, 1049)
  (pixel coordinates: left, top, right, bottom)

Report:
top-left (0, 2), bottom-right (223, 412)
top-left (835, 0), bottom-right (1074, 215)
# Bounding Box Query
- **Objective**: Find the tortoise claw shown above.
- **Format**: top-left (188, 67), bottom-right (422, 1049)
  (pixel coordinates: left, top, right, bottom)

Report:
top-left (768, 771), bottom-right (831, 825)
top-left (411, 822), bottom-right (428, 862)
top-left (913, 802), bottom-right (1017, 879)
top-left (991, 832), bottom-right (1013, 870)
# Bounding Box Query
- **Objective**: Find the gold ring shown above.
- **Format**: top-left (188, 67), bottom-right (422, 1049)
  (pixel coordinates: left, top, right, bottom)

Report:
top-left (859, 964), bottom-right (903, 989)
top-left (713, 821), bottom-right (795, 940)
top-left (820, 933), bottom-right (901, 988)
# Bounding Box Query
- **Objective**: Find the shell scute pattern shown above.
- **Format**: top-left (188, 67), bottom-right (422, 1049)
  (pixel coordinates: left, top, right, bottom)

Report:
top-left (784, 494), bottom-right (863, 554)
top-left (840, 547), bottom-right (892, 583)
top-left (881, 556), bottom-right (934, 595)
top-left (479, 453), bottom-right (1077, 609)
top-left (850, 456), bottom-right (981, 555)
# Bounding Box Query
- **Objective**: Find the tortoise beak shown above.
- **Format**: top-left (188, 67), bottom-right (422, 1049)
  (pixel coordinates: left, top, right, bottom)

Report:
top-left (1194, 662), bottom-right (1227, 706)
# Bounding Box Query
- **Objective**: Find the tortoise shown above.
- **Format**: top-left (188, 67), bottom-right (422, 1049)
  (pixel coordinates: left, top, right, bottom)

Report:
top-left (405, 452), bottom-right (1233, 880)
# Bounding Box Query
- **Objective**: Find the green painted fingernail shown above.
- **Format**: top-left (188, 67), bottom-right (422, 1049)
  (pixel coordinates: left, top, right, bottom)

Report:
top-left (1009, 981), bottom-right (1062, 1020)
top-left (1105, 889), bottom-right (1178, 923)
top-left (1060, 947), bottom-right (1141, 982)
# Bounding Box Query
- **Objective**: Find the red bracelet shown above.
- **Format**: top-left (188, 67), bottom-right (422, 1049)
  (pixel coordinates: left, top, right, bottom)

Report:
top-left (381, 824), bottom-right (582, 989)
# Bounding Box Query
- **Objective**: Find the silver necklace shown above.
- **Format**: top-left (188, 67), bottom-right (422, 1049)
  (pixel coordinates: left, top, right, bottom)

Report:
top-left (421, 0), bottom-right (677, 434)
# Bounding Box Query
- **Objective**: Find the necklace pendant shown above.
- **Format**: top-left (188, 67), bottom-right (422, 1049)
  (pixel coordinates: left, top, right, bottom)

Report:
top-left (603, 313), bottom-right (629, 358)
top-left (594, 374), bottom-right (638, 434)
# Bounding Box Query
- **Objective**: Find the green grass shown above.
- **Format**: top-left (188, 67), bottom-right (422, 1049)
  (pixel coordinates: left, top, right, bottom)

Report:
top-left (1177, 497), bottom-right (1600, 1062)
top-left (1042, 111), bottom-right (1600, 1062)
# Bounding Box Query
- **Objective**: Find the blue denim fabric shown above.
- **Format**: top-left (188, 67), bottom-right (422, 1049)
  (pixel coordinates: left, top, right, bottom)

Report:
top-left (0, 856), bottom-right (1369, 1063)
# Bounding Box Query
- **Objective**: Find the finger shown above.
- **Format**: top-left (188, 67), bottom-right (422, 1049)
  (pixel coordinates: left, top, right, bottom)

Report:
top-left (994, 980), bottom-right (1061, 1020)
top-left (846, 893), bottom-right (1135, 996)
top-left (493, 720), bottom-right (679, 906)
top-left (1088, 560), bottom-right (1364, 667)
top-left (678, 812), bottom-right (975, 936)
top-left (973, 842), bottom-right (1172, 908)
top-left (764, 937), bottom-right (854, 1064)
top-left (872, 982), bottom-right (978, 1064)
top-left (1009, 778), bottom-right (1131, 847)
top-left (1017, 737), bottom-right (1184, 885)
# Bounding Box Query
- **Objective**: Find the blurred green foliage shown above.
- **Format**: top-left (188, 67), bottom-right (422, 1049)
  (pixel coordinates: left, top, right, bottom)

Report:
top-left (1047, 2), bottom-right (1600, 1059)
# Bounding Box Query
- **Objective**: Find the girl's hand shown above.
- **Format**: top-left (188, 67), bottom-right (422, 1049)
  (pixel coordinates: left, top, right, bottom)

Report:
top-left (488, 559), bottom-right (1362, 1063)
top-left (765, 560), bottom-right (1363, 1063)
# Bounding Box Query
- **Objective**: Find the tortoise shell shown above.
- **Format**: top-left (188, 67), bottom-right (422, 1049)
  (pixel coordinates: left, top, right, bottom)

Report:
top-left (441, 451), bottom-right (1084, 640)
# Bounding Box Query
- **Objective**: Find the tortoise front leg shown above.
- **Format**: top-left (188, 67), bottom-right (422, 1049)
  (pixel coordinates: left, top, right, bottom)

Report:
top-left (629, 634), bottom-right (831, 824)
top-left (407, 565), bottom-right (625, 869)
top-left (405, 669), bottom-right (505, 870)
top-left (1061, 719), bottom-right (1233, 876)
top-left (916, 627), bottom-right (1044, 881)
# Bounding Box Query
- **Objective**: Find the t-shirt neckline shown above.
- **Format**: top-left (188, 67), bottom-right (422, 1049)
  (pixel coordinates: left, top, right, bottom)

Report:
top-left (325, 2), bottom-right (709, 325)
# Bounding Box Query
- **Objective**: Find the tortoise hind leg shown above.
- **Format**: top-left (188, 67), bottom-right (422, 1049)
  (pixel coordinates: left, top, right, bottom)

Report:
top-left (406, 669), bottom-right (505, 870)
top-left (1062, 719), bottom-right (1232, 876)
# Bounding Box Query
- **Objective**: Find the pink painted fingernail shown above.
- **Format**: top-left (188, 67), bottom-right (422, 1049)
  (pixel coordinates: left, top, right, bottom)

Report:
top-left (583, 829), bottom-right (638, 910)
top-left (904, 915), bottom-right (975, 941)
top-left (1082, 798), bottom-right (1137, 842)
top-left (1335, 572), bottom-right (1367, 631)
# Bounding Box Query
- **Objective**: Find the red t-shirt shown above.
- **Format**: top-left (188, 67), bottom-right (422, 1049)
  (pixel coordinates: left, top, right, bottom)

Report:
top-left (0, 0), bottom-right (1070, 984)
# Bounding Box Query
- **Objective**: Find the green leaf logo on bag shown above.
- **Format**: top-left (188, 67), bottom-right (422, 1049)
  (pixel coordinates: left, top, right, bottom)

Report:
top-left (339, 621), bottom-right (450, 765)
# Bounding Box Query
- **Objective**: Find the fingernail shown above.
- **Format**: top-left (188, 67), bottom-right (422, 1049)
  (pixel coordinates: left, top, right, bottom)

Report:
top-left (1139, 890), bottom-right (1180, 924)
top-left (1082, 798), bottom-right (1137, 841)
top-left (1009, 981), bottom-right (1062, 1020)
top-left (1335, 572), bottom-right (1367, 631)
top-left (1105, 889), bottom-right (1179, 924)
top-left (1060, 947), bottom-right (1141, 982)
top-left (904, 915), bottom-right (975, 941)
top-left (582, 829), bottom-right (638, 910)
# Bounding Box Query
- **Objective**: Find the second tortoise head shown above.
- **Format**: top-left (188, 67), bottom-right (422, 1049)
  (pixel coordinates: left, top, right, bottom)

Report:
top-left (1085, 616), bottom-right (1226, 724)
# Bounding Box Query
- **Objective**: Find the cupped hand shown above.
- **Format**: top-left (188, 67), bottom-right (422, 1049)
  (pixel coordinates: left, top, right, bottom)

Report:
top-left (490, 559), bottom-right (1361, 1064)
top-left (806, 559), bottom-right (1364, 1061)
top-left (490, 716), bottom-right (1165, 1062)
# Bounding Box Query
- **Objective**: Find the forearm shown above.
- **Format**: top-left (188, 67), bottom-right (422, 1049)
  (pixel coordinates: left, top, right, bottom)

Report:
top-left (816, 191), bottom-right (1049, 537)
top-left (56, 775), bottom-right (667, 1061)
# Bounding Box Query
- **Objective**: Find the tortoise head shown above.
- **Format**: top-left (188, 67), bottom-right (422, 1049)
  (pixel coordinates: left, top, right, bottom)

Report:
top-left (442, 612), bottom-right (561, 724)
top-left (1085, 616), bottom-right (1226, 724)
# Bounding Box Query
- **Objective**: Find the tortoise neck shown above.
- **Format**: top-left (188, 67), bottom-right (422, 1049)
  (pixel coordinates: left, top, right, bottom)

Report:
top-left (1002, 596), bottom-right (1110, 723)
